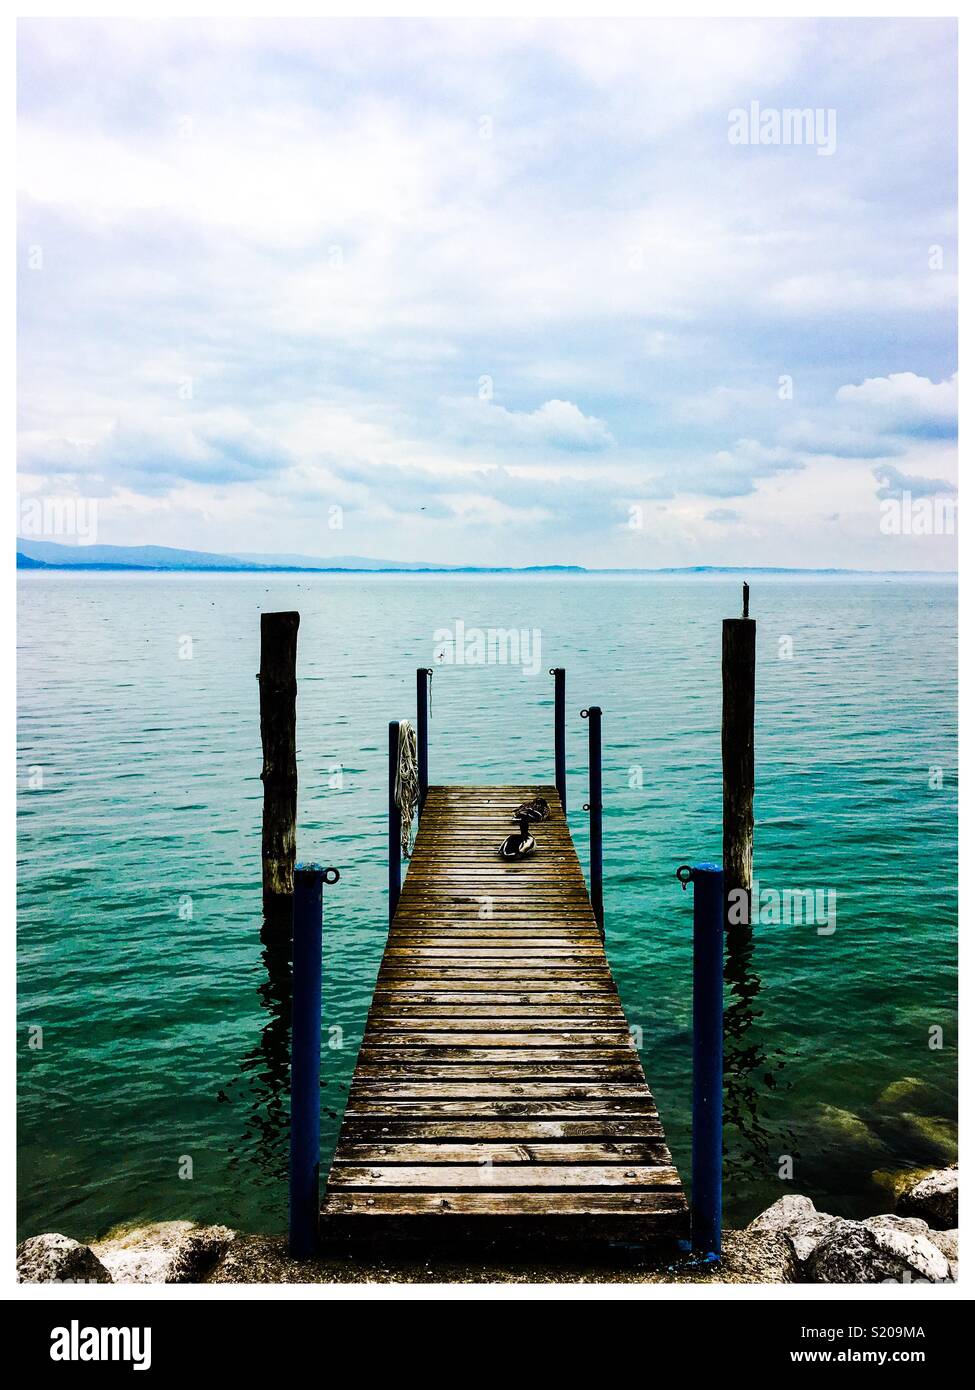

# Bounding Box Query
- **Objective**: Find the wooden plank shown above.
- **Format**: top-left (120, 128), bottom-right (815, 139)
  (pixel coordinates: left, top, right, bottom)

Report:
top-left (328, 1165), bottom-right (682, 1189)
top-left (339, 1118), bottom-right (667, 1140)
top-left (359, 1045), bottom-right (639, 1058)
top-left (355, 1066), bottom-right (643, 1081)
top-left (333, 1142), bottom-right (673, 1164)
top-left (323, 1191), bottom-right (687, 1216)
top-left (343, 1099), bottom-right (661, 1116)
top-left (362, 1032), bottom-right (634, 1047)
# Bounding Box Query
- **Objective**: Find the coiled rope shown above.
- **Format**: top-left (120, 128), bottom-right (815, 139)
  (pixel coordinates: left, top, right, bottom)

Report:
top-left (394, 719), bottom-right (419, 857)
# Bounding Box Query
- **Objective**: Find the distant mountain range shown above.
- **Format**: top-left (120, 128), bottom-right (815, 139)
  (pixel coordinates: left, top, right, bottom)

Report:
top-left (15, 539), bottom-right (954, 577)
top-left (16, 539), bottom-right (583, 573)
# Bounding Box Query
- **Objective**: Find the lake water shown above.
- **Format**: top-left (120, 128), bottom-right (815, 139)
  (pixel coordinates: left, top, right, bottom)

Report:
top-left (16, 571), bottom-right (957, 1241)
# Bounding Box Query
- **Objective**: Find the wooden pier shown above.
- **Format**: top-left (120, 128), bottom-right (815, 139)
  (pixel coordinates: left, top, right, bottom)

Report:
top-left (320, 784), bottom-right (689, 1242)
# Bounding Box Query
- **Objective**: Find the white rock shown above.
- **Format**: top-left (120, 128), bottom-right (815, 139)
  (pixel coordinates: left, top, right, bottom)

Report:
top-left (91, 1221), bottom-right (235, 1284)
top-left (894, 1165), bottom-right (958, 1229)
top-left (925, 1229), bottom-right (958, 1282)
top-left (746, 1195), bottom-right (843, 1265)
top-left (17, 1233), bottom-right (112, 1284)
top-left (807, 1220), bottom-right (951, 1284)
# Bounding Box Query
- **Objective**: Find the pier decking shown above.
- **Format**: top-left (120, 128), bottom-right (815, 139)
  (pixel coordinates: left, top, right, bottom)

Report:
top-left (321, 785), bottom-right (689, 1241)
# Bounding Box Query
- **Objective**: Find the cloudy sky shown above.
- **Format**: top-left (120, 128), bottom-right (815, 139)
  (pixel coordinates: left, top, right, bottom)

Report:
top-left (18, 18), bottom-right (957, 568)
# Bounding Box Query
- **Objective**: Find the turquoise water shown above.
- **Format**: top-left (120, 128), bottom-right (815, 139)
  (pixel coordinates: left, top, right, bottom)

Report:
top-left (17, 572), bottom-right (957, 1241)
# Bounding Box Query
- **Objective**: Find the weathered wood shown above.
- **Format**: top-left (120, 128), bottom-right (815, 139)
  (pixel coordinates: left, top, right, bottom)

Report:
top-left (329, 1165), bottom-right (681, 1189)
top-left (324, 1190), bottom-right (687, 1215)
top-left (334, 1141), bottom-right (672, 1164)
top-left (340, 1117), bottom-right (667, 1140)
top-left (258, 610), bottom-right (299, 912)
top-left (321, 784), bottom-right (687, 1242)
top-left (722, 596), bottom-right (756, 926)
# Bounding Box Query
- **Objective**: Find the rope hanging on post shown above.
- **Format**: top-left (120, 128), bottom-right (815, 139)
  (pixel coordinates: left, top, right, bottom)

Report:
top-left (394, 719), bottom-right (419, 857)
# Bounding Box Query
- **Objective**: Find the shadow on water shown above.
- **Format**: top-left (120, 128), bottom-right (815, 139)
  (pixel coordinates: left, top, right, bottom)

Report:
top-left (217, 914), bottom-right (294, 1180)
top-left (723, 918), bottom-right (796, 1185)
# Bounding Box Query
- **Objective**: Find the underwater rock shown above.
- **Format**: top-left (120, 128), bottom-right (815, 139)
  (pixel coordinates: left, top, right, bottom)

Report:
top-left (877, 1077), bottom-right (939, 1110)
top-left (91, 1221), bottom-right (235, 1284)
top-left (816, 1104), bottom-right (884, 1152)
top-left (17, 1233), bottom-right (112, 1284)
top-left (894, 1165), bottom-right (958, 1229)
top-left (870, 1166), bottom-right (932, 1202)
top-left (899, 1115), bottom-right (958, 1164)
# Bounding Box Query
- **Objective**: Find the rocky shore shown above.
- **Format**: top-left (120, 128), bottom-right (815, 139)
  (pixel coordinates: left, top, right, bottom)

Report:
top-left (17, 1165), bottom-right (957, 1286)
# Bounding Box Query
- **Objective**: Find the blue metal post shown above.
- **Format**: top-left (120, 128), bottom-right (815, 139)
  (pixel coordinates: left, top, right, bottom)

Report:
top-left (288, 863), bottom-right (329, 1258)
top-left (416, 669), bottom-right (429, 814)
top-left (550, 667), bottom-right (566, 811)
top-left (582, 706), bottom-right (603, 935)
top-left (679, 861), bottom-right (724, 1259)
top-left (388, 720), bottom-right (401, 924)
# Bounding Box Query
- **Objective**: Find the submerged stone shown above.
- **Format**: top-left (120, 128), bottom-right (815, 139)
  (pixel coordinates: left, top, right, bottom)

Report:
top-left (816, 1104), bottom-right (884, 1152)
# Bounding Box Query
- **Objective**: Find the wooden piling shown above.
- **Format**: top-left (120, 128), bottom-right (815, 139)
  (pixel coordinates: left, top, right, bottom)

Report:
top-left (259, 611), bottom-right (300, 916)
top-left (721, 584), bottom-right (755, 927)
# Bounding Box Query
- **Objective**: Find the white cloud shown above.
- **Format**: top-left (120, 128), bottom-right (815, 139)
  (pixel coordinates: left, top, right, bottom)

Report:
top-left (836, 372), bottom-right (958, 432)
top-left (447, 398), bottom-right (615, 452)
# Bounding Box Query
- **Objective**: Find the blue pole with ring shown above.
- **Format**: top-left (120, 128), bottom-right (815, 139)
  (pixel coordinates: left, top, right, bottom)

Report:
top-left (288, 860), bottom-right (340, 1259)
top-left (581, 706), bottom-right (603, 937)
top-left (677, 860), bottom-right (724, 1260)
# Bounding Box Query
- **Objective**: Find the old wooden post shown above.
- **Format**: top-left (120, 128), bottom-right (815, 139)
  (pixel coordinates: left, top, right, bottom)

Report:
top-left (388, 720), bottom-right (402, 924)
top-left (550, 667), bottom-right (567, 811)
top-left (259, 611), bottom-right (299, 918)
top-left (416, 668), bottom-right (430, 814)
top-left (722, 583), bottom-right (755, 928)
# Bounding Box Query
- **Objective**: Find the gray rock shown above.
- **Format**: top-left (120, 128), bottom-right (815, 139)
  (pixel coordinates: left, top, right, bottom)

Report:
top-left (207, 1231), bottom-right (799, 1285)
top-left (863, 1213), bottom-right (929, 1237)
top-left (807, 1220), bottom-right (951, 1284)
top-left (925, 1229), bottom-right (958, 1282)
top-left (91, 1221), bottom-right (235, 1284)
top-left (715, 1228), bottom-right (799, 1283)
top-left (746, 1195), bottom-right (843, 1266)
top-left (748, 1193), bottom-right (817, 1230)
top-left (17, 1233), bottom-right (112, 1284)
top-left (894, 1165), bottom-right (958, 1229)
